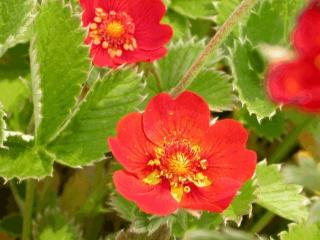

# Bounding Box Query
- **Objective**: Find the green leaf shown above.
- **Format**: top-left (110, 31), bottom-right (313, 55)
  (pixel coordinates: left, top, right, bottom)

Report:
top-left (155, 39), bottom-right (205, 91)
top-left (229, 40), bottom-right (276, 121)
top-left (188, 70), bottom-right (234, 112)
top-left (254, 161), bottom-right (309, 222)
top-left (0, 132), bottom-right (53, 180)
top-left (144, 39), bottom-right (230, 110)
top-left (214, 0), bottom-right (242, 26)
top-left (223, 180), bottom-right (256, 224)
top-left (0, 44), bottom-right (30, 80)
top-left (110, 194), bottom-right (138, 222)
top-left (170, 0), bottom-right (214, 20)
top-left (131, 214), bottom-right (171, 235)
top-left (0, 103), bottom-right (5, 147)
top-left (0, 214), bottom-right (22, 238)
top-left (0, 0), bottom-right (36, 57)
top-left (116, 224), bottom-right (171, 240)
top-left (282, 151), bottom-right (320, 193)
top-left (0, 78), bottom-right (30, 113)
top-left (35, 208), bottom-right (82, 240)
top-left (48, 69), bottom-right (143, 167)
top-left (0, 78), bottom-right (32, 132)
top-left (279, 223), bottom-right (320, 240)
top-left (163, 10), bottom-right (191, 40)
top-left (172, 211), bottom-right (223, 238)
top-left (183, 228), bottom-right (258, 240)
top-left (31, 0), bottom-right (90, 144)
top-left (238, 109), bottom-right (285, 140)
top-left (244, 0), bottom-right (306, 46)
top-left (60, 165), bottom-right (109, 218)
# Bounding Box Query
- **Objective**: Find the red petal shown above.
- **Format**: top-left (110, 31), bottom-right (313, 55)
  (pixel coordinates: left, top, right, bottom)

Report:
top-left (267, 58), bottom-right (320, 111)
top-left (113, 171), bottom-right (178, 216)
top-left (293, 0), bottom-right (320, 57)
top-left (90, 45), bottom-right (118, 68)
top-left (128, 0), bottom-right (172, 50)
top-left (143, 91), bottom-right (210, 146)
top-left (200, 119), bottom-right (256, 183)
top-left (108, 113), bottom-right (155, 177)
top-left (113, 47), bottom-right (168, 65)
top-left (79, 0), bottom-right (95, 26)
top-left (97, 0), bottom-right (128, 12)
top-left (129, 0), bottom-right (167, 28)
top-left (180, 178), bottom-right (241, 213)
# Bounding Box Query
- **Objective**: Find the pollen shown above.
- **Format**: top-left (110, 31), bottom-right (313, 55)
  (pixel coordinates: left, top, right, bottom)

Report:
top-left (143, 139), bottom-right (212, 202)
top-left (106, 21), bottom-right (125, 38)
top-left (88, 8), bottom-right (138, 58)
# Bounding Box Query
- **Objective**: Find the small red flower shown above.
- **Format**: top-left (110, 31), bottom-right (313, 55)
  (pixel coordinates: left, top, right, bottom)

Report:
top-left (79, 0), bottom-right (173, 68)
top-left (267, 0), bottom-right (320, 111)
top-left (108, 91), bottom-right (256, 216)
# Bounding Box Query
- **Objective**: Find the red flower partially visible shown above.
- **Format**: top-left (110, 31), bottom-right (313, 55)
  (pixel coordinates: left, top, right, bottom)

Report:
top-left (79, 0), bottom-right (173, 68)
top-left (108, 91), bottom-right (256, 216)
top-left (267, 0), bottom-right (320, 112)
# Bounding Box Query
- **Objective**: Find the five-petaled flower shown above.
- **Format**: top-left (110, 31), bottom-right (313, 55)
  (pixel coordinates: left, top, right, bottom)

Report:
top-left (108, 91), bottom-right (256, 216)
top-left (79, 0), bottom-right (173, 68)
top-left (267, 0), bottom-right (320, 112)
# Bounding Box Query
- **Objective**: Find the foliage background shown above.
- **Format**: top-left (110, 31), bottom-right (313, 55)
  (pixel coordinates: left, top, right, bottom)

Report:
top-left (1, 0), bottom-right (320, 239)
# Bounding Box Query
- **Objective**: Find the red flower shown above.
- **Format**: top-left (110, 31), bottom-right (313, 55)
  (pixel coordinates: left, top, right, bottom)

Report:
top-left (108, 91), bottom-right (256, 216)
top-left (79, 0), bottom-right (172, 68)
top-left (267, 0), bottom-right (320, 111)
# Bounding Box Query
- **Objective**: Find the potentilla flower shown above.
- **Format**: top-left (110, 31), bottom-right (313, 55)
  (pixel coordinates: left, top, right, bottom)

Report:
top-left (79, 0), bottom-right (173, 68)
top-left (108, 91), bottom-right (256, 216)
top-left (267, 0), bottom-right (320, 111)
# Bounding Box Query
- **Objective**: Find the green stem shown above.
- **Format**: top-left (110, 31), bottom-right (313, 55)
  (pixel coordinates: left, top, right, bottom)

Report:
top-left (250, 211), bottom-right (274, 233)
top-left (170, 0), bottom-right (259, 97)
top-left (9, 181), bottom-right (24, 212)
top-left (269, 116), bottom-right (315, 163)
top-left (22, 180), bottom-right (35, 240)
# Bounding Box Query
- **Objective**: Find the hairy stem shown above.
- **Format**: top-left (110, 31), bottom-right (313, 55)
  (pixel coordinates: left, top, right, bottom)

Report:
top-left (171, 0), bottom-right (259, 97)
top-left (22, 180), bottom-right (35, 240)
top-left (250, 211), bottom-right (275, 233)
top-left (9, 181), bottom-right (24, 212)
top-left (269, 116), bottom-right (316, 163)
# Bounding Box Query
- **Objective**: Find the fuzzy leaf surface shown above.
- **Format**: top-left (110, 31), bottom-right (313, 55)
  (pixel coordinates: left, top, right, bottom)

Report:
top-left (48, 69), bottom-right (142, 167)
top-left (0, 132), bottom-right (53, 180)
top-left (35, 208), bottom-right (81, 240)
top-left (31, 0), bottom-right (90, 144)
top-left (230, 40), bottom-right (276, 121)
top-left (223, 180), bottom-right (256, 224)
top-left (280, 223), bottom-right (320, 240)
top-left (0, 0), bottom-right (36, 57)
top-left (170, 0), bottom-right (214, 20)
top-left (145, 40), bottom-right (233, 111)
top-left (254, 161), bottom-right (309, 222)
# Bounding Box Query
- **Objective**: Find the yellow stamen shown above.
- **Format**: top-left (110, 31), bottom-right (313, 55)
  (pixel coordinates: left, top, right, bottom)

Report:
top-left (171, 185), bottom-right (184, 202)
top-left (106, 21), bottom-right (125, 38)
top-left (143, 170), bottom-right (161, 185)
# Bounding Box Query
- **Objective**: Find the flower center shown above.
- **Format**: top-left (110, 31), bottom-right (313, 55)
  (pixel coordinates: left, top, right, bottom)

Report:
top-left (143, 139), bottom-right (211, 202)
top-left (89, 8), bottom-right (138, 58)
top-left (106, 21), bottom-right (125, 38)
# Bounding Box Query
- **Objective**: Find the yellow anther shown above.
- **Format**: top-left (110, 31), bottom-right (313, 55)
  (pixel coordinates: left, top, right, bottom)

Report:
top-left (143, 170), bottom-right (161, 185)
top-left (200, 159), bottom-right (208, 170)
top-left (90, 23), bottom-right (98, 30)
top-left (183, 186), bottom-right (191, 193)
top-left (92, 38), bottom-right (101, 45)
top-left (191, 145), bottom-right (201, 153)
top-left (171, 185), bottom-right (184, 202)
top-left (94, 16), bottom-right (102, 23)
top-left (102, 41), bottom-right (109, 49)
